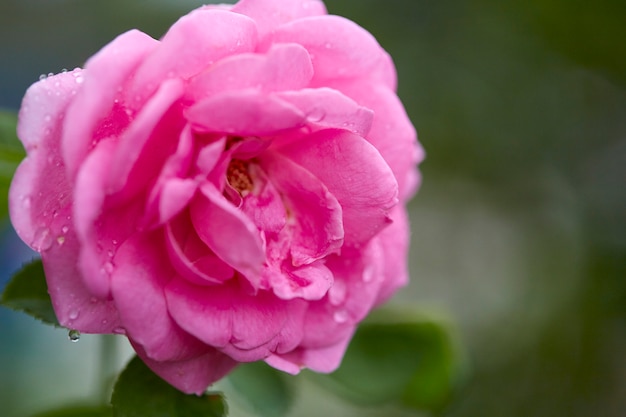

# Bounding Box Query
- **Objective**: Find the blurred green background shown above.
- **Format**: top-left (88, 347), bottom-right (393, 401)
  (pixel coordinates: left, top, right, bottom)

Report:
top-left (0, 0), bottom-right (624, 416)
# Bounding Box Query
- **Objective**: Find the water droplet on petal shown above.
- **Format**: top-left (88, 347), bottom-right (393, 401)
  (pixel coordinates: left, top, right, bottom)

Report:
top-left (56, 236), bottom-right (65, 245)
top-left (39, 74), bottom-right (47, 81)
top-left (104, 261), bottom-right (114, 273)
top-left (362, 265), bottom-right (374, 283)
top-left (47, 72), bottom-right (54, 77)
top-left (68, 329), bottom-right (81, 342)
top-left (44, 114), bottom-right (52, 122)
top-left (32, 227), bottom-right (53, 251)
top-left (22, 196), bottom-right (32, 209)
top-left (328, 280), bottom-right (347, 306)
top-left (333, 310), bottom-right (349, 323)
top-left (101, 319), bottom-right (108, 325)
top-left (113, 327), bottom-right (126, 335)
top-left (61, 68), bottom-right (68, 73)
top-left (61, 225), bottom-right (69, 234)
top-left (307, 108), bottom-right (326, 122)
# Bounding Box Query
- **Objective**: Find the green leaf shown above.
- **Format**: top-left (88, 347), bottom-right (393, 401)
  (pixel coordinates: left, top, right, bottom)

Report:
top-left (29, 405), bottom-right (112, 417)
top-left (0, 109), bottom-right (24, 218)
top-left (309, 309), bottom-right (464, 412)
top-left (226, 360), bottom-right (294, 417)
top-left (111, 356), bottom-right (227, 417)
top-left (1, 259), bottom-right (59, 326)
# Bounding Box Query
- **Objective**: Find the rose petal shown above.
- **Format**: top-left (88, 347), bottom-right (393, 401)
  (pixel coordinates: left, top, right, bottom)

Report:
top-left (260, 152), bottom-right (343, 265)
top-left (10, 71), bottom-right (77, 248)
top-left (165, 211), bottom-right (235, 286)
top-left (278, 129), bottom-right (398, 245)
top-left (232, 0), bottom-right (327, 39)
top-left (265, 331), bottom-right (353, 374)
top-left (188, 43), bottom-right (314, 101)
top-left (107, 78), bottom-right (185, 201)
top-left (186, 90), bottom-right (306, 136)
top-left (165, 279), bottom-right (305, 361)
top-left (189, 183), bottom-right (265, 285)
top-left (276, 87), bottom-right (373, 137)
top-left (300, 241), bottom-right (386, 348)
top-left (111, 232), bottom-right (209, 362)
top-left (62, 30), bottom-right (158, 177)
top-left (265, 15), bottom-right (389, 86)
top-left (128, 9), bottom-right (258, 108)
top-left (373, 206), bottom-right (411, 305)
top-left (42, 229), bottom-right (121, 333)
top-left (132, 341), bottom-right (237, 395)
top-left (329, 81), bottom-right (423, 200)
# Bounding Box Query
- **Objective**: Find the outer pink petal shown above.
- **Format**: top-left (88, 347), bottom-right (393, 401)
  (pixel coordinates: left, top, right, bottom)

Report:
top-left (187, 43), bottom-right (313, 101)
top-left (189, 183), bottom-right (265, 284)
top-left (128, 9), bottom-right (258, 108)
top-left (107, 79), bottom-right (186, 200)
top-left (186, 90), bottom-right (306, 136)
top-left (278, 129), bottom-right (398, 245)
top-left (40, 229), bottom-right (122, 333)
top-left (300, 241), bottom-right (386, 349)
top-left (111, 232), bottom-right (210, 362)
top-left (232, 0), bottom-right (327, 39)
top-left (265, 331), bottom-right (353, 374)
top-left (73, 139), bottom-right (117, 298)
top-left (265, 15), bottom-right (390, 87)
top-left (132, 341), bottom-right (237, 395)
top-left (10, 71), bottom-right (77, 248)
top-left (276, 88), bottom-right (373, 137)
top-left (330, 81), bottom-right (423, 200)
top-left (9, 72), bottom-right (122, 330)
top-left (260, 152), bottom-right (343, 265)
top-left (62, 30), bottom-right (158, 176)
top-left (373, 206), bottom-right (411, 305)
top-left (165, 280), bottom-right (305, 361)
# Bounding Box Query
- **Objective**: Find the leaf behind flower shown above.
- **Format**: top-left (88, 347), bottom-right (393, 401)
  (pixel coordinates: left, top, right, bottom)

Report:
top-left (0, 110), bottom-right (24, 219)
top-left (1, 258), bottom-right (60, 326)
top-left (307, 309), bottom-right (466, 413)
top-left (111, 356), bottom-right (227, 417)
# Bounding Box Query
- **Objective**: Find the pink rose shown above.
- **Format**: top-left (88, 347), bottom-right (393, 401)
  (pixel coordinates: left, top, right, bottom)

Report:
top-left (10, 0), bottom-right (423, 394)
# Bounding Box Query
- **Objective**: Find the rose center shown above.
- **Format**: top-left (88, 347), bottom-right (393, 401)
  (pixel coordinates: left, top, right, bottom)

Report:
top-left (227, 159), bottom-right (253, 194)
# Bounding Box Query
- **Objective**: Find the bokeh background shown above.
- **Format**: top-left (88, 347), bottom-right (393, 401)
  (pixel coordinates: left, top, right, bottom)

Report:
top-left (1, 0), bottom-right (624, 416)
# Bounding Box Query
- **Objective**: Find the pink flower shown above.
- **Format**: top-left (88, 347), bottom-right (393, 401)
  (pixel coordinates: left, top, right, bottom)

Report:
top-left (9, 0), bottom-right (423, 394)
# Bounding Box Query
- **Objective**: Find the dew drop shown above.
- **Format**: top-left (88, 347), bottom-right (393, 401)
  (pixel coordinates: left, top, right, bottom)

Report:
top-left (90, 297), bottom-right (98, 304)
top-left (362, 265), bottom-right (374, 283)
top-left (47, 72), bottom-right (54, 77)
top-left (328, 280), bottom-right (347, 306)
top-left (75, 75), bottom-right (84, 84)
top-left (68, 329), bottom-right (81, 342)
top-left (103, 261), bottom-right (114, 274)
top-left (68, 309), bottom-right (79, 320)
top-left (307, 108), bottom-right (326, 122)
top-left (101, 319), bottom-right (108, 325)
top-left (333, 310), bottom-right (349, 323)
top-left (324, 42), bottom-right (332, 49)
top-left (39, 74), bottom-right (47, 81)
top-left (32, 227), bottom-right (53, 251)
top-left (22, 196), bottom-right (32, 209)
top-left (61, 225), bottom-right (69, 234)
top-left (61, 68), bottom-right (68, 73)
top-left (113, 327), bottom-right (126, 335)
top-left (56, 236), bottom-right (65, 245)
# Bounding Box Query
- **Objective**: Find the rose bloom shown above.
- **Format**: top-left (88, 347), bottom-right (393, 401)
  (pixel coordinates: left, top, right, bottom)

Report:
top-left (10, 0), bottom-right (423, 394)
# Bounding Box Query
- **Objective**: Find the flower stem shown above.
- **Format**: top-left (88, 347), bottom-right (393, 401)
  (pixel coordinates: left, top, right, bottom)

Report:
top-left (98, 334), bottom-right (117, 405)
